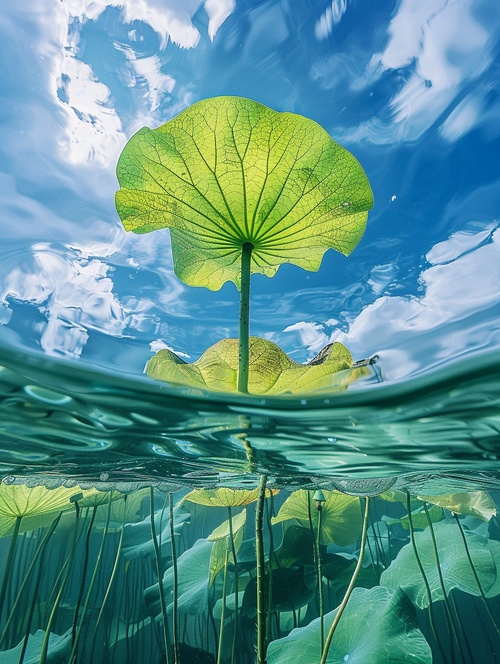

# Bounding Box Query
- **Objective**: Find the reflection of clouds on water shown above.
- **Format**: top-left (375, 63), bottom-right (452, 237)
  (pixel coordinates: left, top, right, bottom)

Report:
top-left (284, 224), bottom-right (500, 379)
top-left (345, 0), bottom-right (499, 143)
top-left (0, 239), bottom-right (187, 358)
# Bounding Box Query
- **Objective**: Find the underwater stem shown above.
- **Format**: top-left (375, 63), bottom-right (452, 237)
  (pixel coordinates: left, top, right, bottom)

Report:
top-left (256, 474), bottom-right (268, 664)
top-left (40, 500), bottom-right (81, 664)
top-left (453, 512), bottom-right (500, 635)
top-left (0, 513), bottom-right (61, 649)
top-left (238, 242), bottom-right (253, 393)
top-left (406, 493), bottom-right (447, 662)
top-left (317, 507), bottom-right (324, 651)
top-left (0, 516), bottom-right (22, 621)
top-left (69, 492), bottom-right (113, 663)
top-left (423, 503), bottom-right (465, 663)
top-left (227, 506), bottom-right (239, 664)
top-left (88, 497), bottom-right (126, 663)
top-left (169, 492), bottom-right (179, 664)
top-left (320, 497), bottom-right (370, 664)
top-left (150, 488), bottom-right (170, 664)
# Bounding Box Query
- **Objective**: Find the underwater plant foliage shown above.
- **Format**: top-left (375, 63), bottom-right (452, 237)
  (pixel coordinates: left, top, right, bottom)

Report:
top-left (0, 483), bottom-right (499, 662)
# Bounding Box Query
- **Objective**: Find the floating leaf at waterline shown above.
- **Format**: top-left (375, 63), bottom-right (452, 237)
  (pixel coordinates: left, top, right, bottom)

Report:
top-left (417, 491), bottom-right (497, 521)
top-left (116, 96), bottom-right (373, 291)
top-left (266, 587), bottom-right (432, 664)
top-left (380, 520), bottom-right (500, 607)
top-left (271, 489), bottom-right (362, 546)
top-left (147, 337), bottom-right (368, 395)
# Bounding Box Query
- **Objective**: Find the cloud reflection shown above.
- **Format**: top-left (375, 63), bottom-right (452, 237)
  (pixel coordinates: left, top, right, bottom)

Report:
top-left (345, 0), bottom-right (499, 143)
top-left (284, 224), bottom-right (500, 380)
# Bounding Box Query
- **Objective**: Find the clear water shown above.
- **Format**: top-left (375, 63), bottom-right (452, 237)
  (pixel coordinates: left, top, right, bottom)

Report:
top-left (1, 1), bottom-right (500, 662)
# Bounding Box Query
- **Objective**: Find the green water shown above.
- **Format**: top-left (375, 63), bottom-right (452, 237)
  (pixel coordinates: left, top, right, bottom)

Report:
top-left (0, 343), bottom-right (500, 662)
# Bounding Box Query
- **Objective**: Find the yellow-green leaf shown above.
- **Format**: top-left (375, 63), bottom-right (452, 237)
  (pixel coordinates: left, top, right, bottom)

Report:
top-left (181, 486), bottom-right (276, 507)
top-left (209, 527), bottom-right (245, 585)
top-left (271, 489), bottom-right (362, 546)
top-left (207, 509), bottom-right (247, 541)
top-left (116, 96), bottom-right (373, 291)
top-left (417, 492), bottom-right (497, 522)
top-left (147, 337), bottom-right (369, 395)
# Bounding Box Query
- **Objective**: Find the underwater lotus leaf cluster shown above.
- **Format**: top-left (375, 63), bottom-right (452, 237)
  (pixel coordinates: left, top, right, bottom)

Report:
top-left (116, 95), bottom-right (374, 394)
top-left (1, 483), bottom-right (499, 662)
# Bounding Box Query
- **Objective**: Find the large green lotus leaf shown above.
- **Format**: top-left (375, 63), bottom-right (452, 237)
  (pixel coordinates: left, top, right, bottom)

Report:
top-left (271, 489), bottom-right (362, 546)
top-left (417, 491), bottom-right (497, 522)
top-left (116, 96), bottom-right (373, 291)
top-left (266, 586), bottom-right (432, 663)
top-left (380, 520), bottom-right (500, 608)
top-left (144, 538), bottom-right (214, 617)
top-left (147, 337), bottom-right (368, 395)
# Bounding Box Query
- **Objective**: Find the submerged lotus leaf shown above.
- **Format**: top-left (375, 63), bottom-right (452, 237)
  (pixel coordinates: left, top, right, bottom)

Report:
top-left (380, 520), bottom-right (500, 607)
top-left (0, 484), bottom-right (98, 537)
top-left (417, 491), bottom-right (497, 521)
top-left (181, 486), bottom-right (276, 507)
top-left (207, 508), bottom-right (247, 541)
top-left (147, 337), bottom-right (367, 395)
top-left (266, 586), bottom-right (432, 664)
top-left (271, 489), bottom-right (362, 546)
top-left (385, 504), bottom-right (444, 531)
top-left (209, 522), bottom-right (245, 585)
top-left (145, 538), bottom-right (215, 617)
top-left (122, 503), bottom-right (190, 559)
top-left (116, 96), bottom-right (373, 290)
top-left (2, 629), bottom-right (72, 664)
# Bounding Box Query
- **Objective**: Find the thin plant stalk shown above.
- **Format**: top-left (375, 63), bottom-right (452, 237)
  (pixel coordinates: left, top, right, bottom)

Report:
top-left (317, 507), bottom-right (324, 651)
top-left (307, 492), bottom-right (324, 650)
top-left (453, 511), bottom-right (500, 635)
top-left (169, 492), bottom-right (179, 664)
top-left (72, 506), bottom-right (98, 647)
top-left (18, 539), bottom-right (50, 664)
top-left (87, 501), bottom-right (126, 662)
top-left (422, 504), bottom-right (465, 663)
top-left (0, 516), bottom-right (22, 621)
top-left (0, 513), bottom-right (61, 648)
top-left (150, 488), bottom-right (170, 664)
top-left (216, 539), bottom-right (230, 664)
top-left (227, 505), bottom-right (239, 664)
top-left (238, 242), bottom-right (253, 393)
top-left (319, 497), bottom-right (370, 664)
top-left (405, 493), bottom-right (447, 663)
top-left (69, 493), bottom-right (113, 664)
top-left (255, 474), bottom-right (268, 664)
top-left (40, 500), bottom-right (81, 664)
